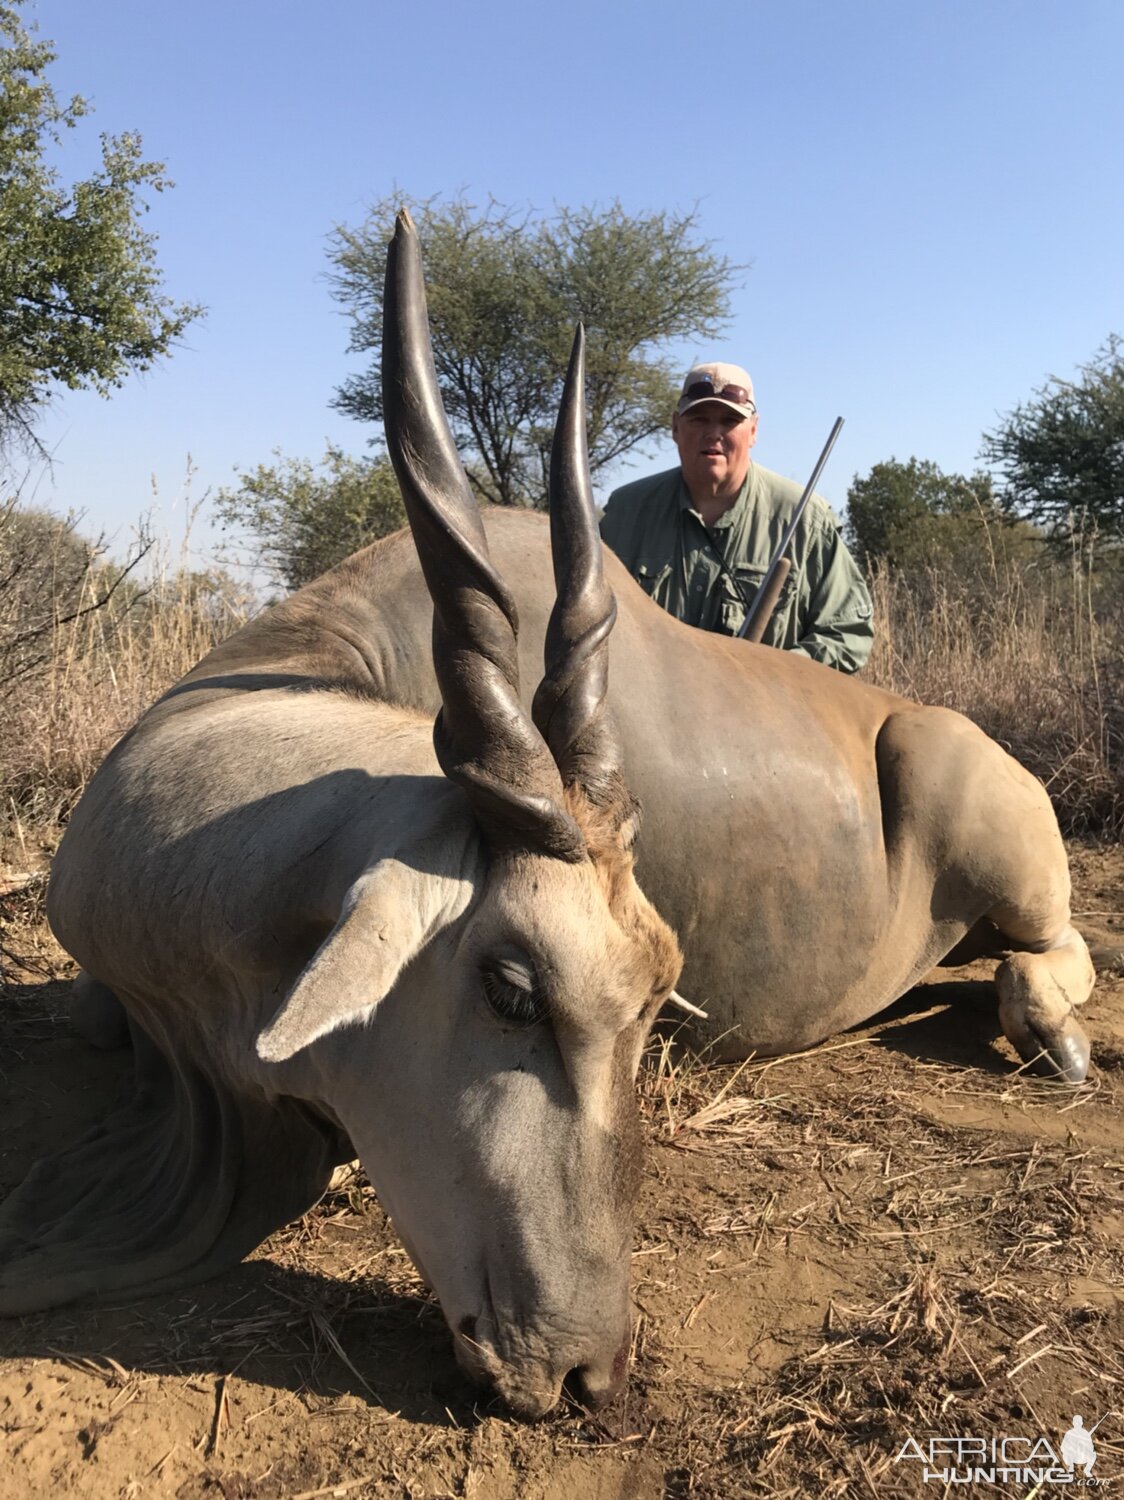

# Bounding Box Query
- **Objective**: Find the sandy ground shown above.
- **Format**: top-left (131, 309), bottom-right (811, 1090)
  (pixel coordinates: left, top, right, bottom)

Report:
top-left (1, 844), bottom-right (1122, 1499)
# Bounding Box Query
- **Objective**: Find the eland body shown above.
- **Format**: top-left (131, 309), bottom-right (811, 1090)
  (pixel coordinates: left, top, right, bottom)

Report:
top-left (210, 508), bottom-right (1093, 1078)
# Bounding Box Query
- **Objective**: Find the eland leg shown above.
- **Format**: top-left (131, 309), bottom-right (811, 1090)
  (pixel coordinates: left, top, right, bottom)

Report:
top-left (949, 717), bottom-right (1095, 1081)
top-left (70, 971), bottom-right (130, 1050)
top-left (988, 900), bottom-right (1094, 1083)
top-left (880, 704), bottom-right (1094, 1082)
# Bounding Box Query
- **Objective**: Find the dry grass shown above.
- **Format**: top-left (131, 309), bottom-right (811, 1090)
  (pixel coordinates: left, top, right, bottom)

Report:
top-left (0, 509), bottom-right (254, 984)
top-left (696, 1266), bottom-right (1124, 1497)
top-left (867, 547), bottom-right (1124, 836)
top-left (2, 499), bottom-right (1122, 879)
top-left (2, 576), bottom-right (248, 823)
top-left (0, 521), bottom-right (253, 876)
top-left (630, 1027), bottom-right (1124, 1497)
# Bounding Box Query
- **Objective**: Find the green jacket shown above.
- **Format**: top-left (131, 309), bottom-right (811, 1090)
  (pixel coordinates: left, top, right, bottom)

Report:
top-left (600, 464), bottom-right (873, 674)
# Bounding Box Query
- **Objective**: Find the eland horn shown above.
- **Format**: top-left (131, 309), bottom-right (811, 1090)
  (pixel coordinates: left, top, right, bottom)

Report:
top-left (532, 326), bottom-right (629, 823)
top-left (381, 209), bottom-right (585, 860)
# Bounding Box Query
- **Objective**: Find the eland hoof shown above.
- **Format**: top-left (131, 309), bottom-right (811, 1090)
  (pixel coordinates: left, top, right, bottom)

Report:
top-left (1019, 1019), bottom-right (1091, 1084)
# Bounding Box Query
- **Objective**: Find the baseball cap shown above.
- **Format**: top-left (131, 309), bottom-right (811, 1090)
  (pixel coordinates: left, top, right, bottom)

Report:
top-left (676, 362), bottom-right (756, 419)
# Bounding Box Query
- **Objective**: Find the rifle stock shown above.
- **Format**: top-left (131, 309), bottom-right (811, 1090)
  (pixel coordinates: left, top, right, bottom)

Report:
top-left (741, 558), bottom-right (791, 644)
top-left (738, 416), bottom-right (845, 643)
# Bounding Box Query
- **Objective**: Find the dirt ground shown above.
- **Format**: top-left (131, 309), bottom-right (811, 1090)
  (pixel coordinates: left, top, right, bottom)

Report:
top-left (1, 845), bottom-right (1122, 1499)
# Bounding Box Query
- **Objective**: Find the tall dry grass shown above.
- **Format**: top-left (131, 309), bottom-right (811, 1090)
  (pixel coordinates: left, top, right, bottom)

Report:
top-left (866, 543), bottom-right (1124, 836)
top-left (0, 533), bottom-right (253, 870)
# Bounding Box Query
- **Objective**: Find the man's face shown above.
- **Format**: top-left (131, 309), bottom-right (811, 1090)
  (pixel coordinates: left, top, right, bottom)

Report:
top-left (672, 402), bottom-right (758, 502)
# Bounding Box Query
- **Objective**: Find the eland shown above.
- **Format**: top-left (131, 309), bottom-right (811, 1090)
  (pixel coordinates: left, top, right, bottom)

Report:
top-left (0, 212), bottom-right (1095, 1416)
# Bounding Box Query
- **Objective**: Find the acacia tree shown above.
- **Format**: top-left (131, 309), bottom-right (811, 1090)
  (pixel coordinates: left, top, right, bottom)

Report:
top-left (981, 336), bottom-right (1124, 547)
top-left (329, 195), bottom-right (742, 508)
top-left (0, 2), bottom-right (201, 452)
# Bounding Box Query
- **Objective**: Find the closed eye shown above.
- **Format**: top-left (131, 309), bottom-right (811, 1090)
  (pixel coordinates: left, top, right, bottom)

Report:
top-left (481, 956), bottom-right (547, 1028)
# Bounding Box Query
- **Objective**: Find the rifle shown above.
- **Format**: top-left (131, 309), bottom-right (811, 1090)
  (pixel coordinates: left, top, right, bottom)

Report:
top-left (738, 416), bottom-right (846, 643)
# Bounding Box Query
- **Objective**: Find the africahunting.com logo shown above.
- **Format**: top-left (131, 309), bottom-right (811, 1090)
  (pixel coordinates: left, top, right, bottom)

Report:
top-left (894, 1412), bottom-right (1109, 1486)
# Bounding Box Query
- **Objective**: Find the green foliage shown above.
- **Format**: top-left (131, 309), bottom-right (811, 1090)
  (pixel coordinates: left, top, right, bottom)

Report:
top-left (214, 446), bottom-right (406, 591)
top-left (845, 456), bottom-right (1027, 571)
top-left (329, 193), bottom-right (742, 508)
top-left (981, 335), bottom-right (1124, 547)
top-left (0, 2), bottom-right (201, 449)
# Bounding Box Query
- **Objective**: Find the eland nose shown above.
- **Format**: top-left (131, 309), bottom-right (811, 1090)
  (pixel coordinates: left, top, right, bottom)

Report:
top-left (453, 1318), bottom-right (630, 1419)
top-left (566, 1336), bottom-right (631, 1411)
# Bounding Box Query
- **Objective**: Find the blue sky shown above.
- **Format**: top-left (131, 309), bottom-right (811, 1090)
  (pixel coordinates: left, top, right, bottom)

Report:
top-left (18, 0), bottom-right (1124, 565)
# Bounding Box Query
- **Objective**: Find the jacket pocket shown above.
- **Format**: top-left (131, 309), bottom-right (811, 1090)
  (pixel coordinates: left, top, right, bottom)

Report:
top-left (634, 558), bottom-right (670, 598)
top-left (719, 564), bottom-right (799, 637)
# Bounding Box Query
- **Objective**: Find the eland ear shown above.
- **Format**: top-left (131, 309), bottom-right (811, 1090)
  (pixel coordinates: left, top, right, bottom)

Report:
top-left (255, 858), bottom-right (473, 1063)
